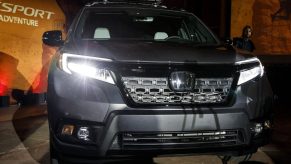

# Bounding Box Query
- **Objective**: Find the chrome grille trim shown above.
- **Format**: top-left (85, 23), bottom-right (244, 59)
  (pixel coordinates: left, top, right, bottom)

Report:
top-left (122, 77), bottom-right (233, 104)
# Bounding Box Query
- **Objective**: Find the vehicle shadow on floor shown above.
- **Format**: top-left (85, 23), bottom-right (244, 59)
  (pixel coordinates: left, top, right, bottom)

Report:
top-left (12, 105), bottom-right (49, 163)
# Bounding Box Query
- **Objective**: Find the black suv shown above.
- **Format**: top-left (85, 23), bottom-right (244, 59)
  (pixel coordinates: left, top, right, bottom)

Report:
top-left (43, 0), bottom-right (273, 163)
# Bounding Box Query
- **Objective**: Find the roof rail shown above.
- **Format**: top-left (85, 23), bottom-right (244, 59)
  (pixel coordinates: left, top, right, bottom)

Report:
top-left (86, 0), bottom-right (164, 7)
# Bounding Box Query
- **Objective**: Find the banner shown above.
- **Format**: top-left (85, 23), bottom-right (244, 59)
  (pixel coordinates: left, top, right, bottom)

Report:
top-left (0, 0), bottom-right (65, 94)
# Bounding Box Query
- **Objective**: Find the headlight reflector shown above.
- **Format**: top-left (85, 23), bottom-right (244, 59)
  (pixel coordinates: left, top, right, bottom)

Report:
top-left (236, 58), bottom-right (264, 85)
top-left (67, 63), bottom-right (97, 78)
top-left (59, 53), bottom-right (115, 84)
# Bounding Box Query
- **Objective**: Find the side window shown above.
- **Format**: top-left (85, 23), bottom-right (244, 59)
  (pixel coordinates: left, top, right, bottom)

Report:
top-left (195, 22), bottom-right (210, 43)
top-left (187, 22), bottom-right (207, 43)
top-left (178, 21), bottom-right (190, 40)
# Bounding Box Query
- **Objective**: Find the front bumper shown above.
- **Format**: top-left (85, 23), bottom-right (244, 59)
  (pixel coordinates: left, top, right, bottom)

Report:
top-left (50, 109), bottom-right (271, 160)
top-left (47, 61), bottom-right (273, 159)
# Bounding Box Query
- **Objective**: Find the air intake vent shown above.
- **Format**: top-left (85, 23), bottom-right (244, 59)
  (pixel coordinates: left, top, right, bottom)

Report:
top-left (119, 130), bottom-right (244, 150)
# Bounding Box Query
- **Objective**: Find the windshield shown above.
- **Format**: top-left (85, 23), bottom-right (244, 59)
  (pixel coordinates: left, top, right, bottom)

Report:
top-left (76, 8), bottom-right (218, 44)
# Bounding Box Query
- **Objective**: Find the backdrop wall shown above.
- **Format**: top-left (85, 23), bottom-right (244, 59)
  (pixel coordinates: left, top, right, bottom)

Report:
top-left (0, 0), bottom-right (65, 95)
top-left (231, 0), bottom-right (291, 55)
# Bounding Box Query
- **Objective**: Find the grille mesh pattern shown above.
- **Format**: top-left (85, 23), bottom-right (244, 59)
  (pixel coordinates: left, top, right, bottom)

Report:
top-left (122, 77), bottom-right (233, 104)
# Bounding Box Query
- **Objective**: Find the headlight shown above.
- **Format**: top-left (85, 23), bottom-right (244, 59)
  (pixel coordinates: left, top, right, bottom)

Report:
top-left (236, 58), bottom-right (264, 85)
top-left (58, 53), bottom-right (115, 84)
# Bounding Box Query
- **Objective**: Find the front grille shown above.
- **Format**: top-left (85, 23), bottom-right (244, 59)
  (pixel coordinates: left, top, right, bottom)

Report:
top-left (119, 130), bottom-right (244, 149)
top-left (122, 77), bottom-right (233, 104)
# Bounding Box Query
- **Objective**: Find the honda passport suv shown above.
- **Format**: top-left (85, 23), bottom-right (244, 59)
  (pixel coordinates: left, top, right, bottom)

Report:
top-left (43, 0), bottom-right (273, 163)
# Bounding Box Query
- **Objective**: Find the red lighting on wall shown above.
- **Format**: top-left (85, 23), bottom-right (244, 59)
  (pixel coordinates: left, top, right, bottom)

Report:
top-left (0, 82), bottom-right (8, 96)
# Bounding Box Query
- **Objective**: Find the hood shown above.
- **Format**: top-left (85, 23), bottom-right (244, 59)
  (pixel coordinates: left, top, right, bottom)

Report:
top-left (64, 40), bottom-right (250, 64)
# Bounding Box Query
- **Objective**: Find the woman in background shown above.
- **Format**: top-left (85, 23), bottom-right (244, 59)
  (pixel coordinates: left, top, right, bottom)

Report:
top-left (233, 25), bottom-right (255, 52)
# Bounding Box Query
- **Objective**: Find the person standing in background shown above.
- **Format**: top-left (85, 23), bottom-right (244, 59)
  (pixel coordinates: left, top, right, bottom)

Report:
top-left (233, 25), bottom-right (256, 52)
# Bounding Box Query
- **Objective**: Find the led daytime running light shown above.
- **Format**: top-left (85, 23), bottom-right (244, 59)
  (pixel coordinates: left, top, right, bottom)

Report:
top-left (59, 53), bottom-right (115, 84)
top-left (236, 58), bottom-right (264, 85)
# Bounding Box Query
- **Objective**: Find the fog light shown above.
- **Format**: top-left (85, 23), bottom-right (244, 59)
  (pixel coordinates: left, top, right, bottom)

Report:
top-left (254, 123), bottom-right (263, 134)
top-left (62, 125), bottom-right (74, 135)
top-left (77, 127), bottom-right (90, 141)
top-left (251, 123), bottom-right (263, 135)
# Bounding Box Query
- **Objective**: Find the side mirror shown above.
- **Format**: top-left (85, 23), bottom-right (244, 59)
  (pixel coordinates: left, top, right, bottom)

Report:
top-left (42, 30), bottom-right (63, 47)
top-left (224, 38), bottom-right (233, 46)
top-left (222, 38), bottom-right (233, 50)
